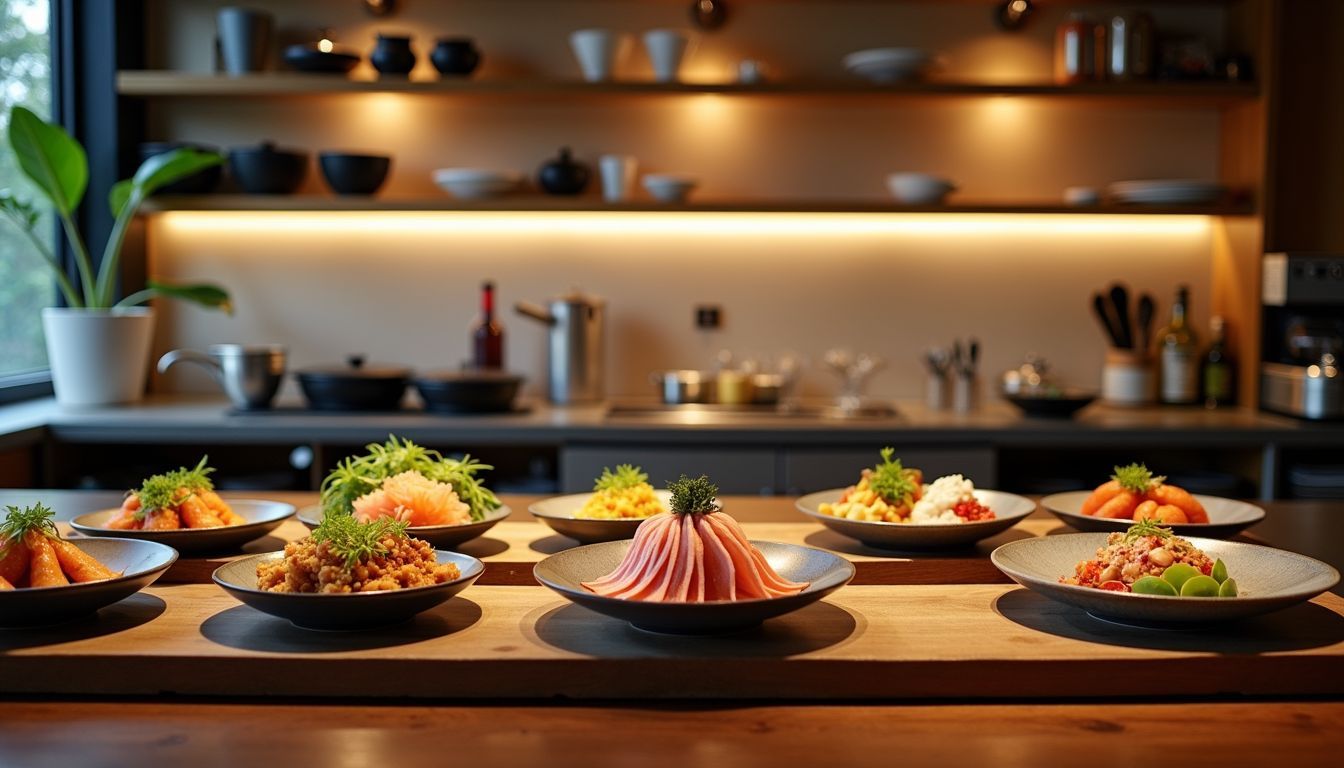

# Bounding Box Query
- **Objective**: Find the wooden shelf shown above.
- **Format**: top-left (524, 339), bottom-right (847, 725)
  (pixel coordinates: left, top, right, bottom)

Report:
top-left (117, 72), bottom-right (1259, 107)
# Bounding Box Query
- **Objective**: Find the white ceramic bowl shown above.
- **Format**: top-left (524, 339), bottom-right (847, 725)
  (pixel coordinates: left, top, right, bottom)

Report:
top-left (432, 168), bottom-right (522, 200)
top-left (843, 47), bottom-right (930, 83)
top-left (642, 173), bottom-right (698, 204)
top-left (886, 173), bottom-right (956, 204)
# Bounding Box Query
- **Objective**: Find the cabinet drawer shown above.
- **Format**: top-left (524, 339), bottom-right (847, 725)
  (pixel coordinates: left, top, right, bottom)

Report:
top-left (561, 447), bottom-right (777, 495)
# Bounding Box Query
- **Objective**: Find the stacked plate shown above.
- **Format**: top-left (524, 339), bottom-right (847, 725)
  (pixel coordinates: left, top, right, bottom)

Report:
top-left (432, 168), bottom-right (523, 200)
top-left (843, 47), bottom-right (930, 83)
top-left (1107, 179), bottom-right (1226, 205)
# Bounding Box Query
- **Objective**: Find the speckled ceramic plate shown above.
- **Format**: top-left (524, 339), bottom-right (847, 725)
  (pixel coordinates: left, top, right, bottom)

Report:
top-left (71, 499), bottom-right (295, 554)
top-left (991, 533), bottom-right (1339, 628)
top-left (528, 490), bottom-right (671, 544)
top-left (213, 550), bottom-right (484, 630)
top-left (1041, 491), bottom-right (1266, 539)
top-left (297, 504), bottom-right (511, 550)
top-left (795, 488), bottom-right (1036, 550)
top-left (533, 540), bottom-right (854, 635)
top-left (0, 538), bottom-right (178, 628)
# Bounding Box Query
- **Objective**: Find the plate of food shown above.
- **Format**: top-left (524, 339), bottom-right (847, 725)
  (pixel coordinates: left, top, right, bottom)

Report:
top-left (214, 514), bottom-right (484, 630)
top-left (795, 448), bottom-right (1036, 549)
top-left (529, 464), bottom-right (671, 543)
top-left (1042, 463), bottom-right (1266, 538)
top-left (991, 520), bottom-right (1339, 628)
top-left (1, 503), bottom-right (178, 627)
top-left (299, 435), bottom-right (510, 549)
top-left (70, 458), bottom-right (295, 553)
top-left (534, 475), bottom-right (854, 635)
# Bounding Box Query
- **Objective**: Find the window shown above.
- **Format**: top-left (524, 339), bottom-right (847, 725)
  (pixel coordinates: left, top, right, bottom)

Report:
top-left (0, 0), bottom-right (53, 388)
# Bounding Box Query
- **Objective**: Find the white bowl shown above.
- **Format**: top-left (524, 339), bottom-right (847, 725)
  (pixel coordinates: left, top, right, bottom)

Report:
top-left (642, 173), bottom-right (698, 204)
top-left (432, 168), bottom-right (522, 199)
top-left (886, 173), bottom-right (956, 204)
top-left (843, 47), bottom-right (930, 83)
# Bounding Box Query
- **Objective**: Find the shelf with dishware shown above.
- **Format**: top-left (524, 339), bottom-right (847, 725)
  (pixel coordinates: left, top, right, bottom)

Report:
top-left (114, 71), bottom-right (1259, 107)
top-left (138, 194), bottom-right (1256, 217)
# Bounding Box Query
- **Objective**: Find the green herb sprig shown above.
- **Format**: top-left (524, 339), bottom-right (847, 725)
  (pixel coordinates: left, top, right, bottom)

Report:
top-left (668, 474), bottom-right (718, 516)
top-left (312, 513), bottom-right (409, 569)
top-left (1, 503), bottom-right (58, 556)
top-left (1124, 519), bottom-right (1174, 542)
top-left (134, 456), bottom-right (215, 517)
top-left (1112, 463), bottom-right (1164, 494)
top-left (319, 435), bottom-right (500, 521)
top-left (870, 447), bottom-right (919, 505)
top-left (594, 464), bottom-right (649, 493)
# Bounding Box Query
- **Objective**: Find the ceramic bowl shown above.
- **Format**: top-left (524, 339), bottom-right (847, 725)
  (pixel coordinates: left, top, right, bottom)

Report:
top-left (213, 550), bottom-right (484, 630)
top-left (991, 533), bottom-right (1339, 628)
top-left (1041, 491), bottom-right (1266, 539)
top-left (0, 538), bottom-right (177, 628)
top-left (886, 173), bottom-right (956, 204)
top-left (528, 490), bottom-right (672, 544)
top-left (642, 174), bottom-right (698, 203)
top-left (319, 152), bottom-right (391, 195)
top-left (71, 499), bottom-right (296, 554)
top-left (534, 539), bottom-right (855, 634)
top-left (228, 143), bottom-right (308, 195)
top-left (283, 45), bottom-right (360, 74)
top-left (1002, 390), bottom-right (1098, 419)
top-left (432, 168), bottom-right (522, 199)
top-left (296, 504), bottom-right (512, 550)
top-left (796, 488), bottom-right (1036, 550)
top-left (843, 47), bottom-right (930, 83)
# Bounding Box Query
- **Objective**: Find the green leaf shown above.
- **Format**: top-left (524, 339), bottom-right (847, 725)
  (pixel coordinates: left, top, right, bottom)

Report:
top-left (108, 180), bottom-right (134, 219)
top-left (145, 280), bottom-right (234, 314)
top-left (7, 106), bottom-right (87, 216)
top-left (0, 192), bottom-right (40, 230)
top-left (132, 148), bottom-right (222, 197)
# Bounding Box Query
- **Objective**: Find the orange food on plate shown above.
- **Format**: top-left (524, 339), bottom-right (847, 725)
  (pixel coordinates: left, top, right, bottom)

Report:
top-left (1081, 464), bottom-right (1209, 524)
top-left (351, 470), bottom-right (472, 527)
top-left (106, 457), bottom-right (243, 531)
top-left (0, 503), bottom-right (120, 589)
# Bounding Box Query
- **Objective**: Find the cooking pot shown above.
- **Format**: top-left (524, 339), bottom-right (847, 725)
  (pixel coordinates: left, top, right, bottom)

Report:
top-left (295, 355), bottom-right (409, 411)
top-left (414, 370), bottom-right (523, 414)
top-left (651, 370), bottom-right (715, 404)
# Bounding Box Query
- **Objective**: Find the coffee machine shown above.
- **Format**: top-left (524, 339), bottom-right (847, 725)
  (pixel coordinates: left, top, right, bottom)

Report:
top-left (1260, 252), bottom-right (1344, 419)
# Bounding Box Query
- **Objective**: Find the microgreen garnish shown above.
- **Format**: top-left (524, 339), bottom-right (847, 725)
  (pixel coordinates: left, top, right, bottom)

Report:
top-left (312, 513), bottom-right (409, 569)
top-left (594, 464), bottom-right (649, 493)
top-left (1112, 463), bottom-right (1164, 494)
top-left (668, 475), bottom-right (718, 516)
top-left (1124, 519), bottom-right (1173, 542)
top-left (320, 435), bottom-right (500, 521)
top-left (0, 503), bottom-right (58, 554)
top-left (134, 456), bottom-right (215, 518)
top-left (870, 447), bottom-right (918, 504)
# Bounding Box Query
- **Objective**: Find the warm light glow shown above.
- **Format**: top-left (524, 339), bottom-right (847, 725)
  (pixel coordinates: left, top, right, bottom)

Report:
top-left (318, 38), bottom-right (334, 53)
top-left (155, 211), bottom-right (1212, 239)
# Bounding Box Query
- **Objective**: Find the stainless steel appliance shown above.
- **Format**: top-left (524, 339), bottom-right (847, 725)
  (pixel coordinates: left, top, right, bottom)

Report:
top-left (158, 344), bottom-right (287, 410)
top-left (516, 291), bottom-right (605, 404)
top-left (1260, 252), bottom-right (1344, 419)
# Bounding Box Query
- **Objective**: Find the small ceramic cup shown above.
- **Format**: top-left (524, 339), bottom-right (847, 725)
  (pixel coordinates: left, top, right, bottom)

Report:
top-left (642, 29), bottom-right (690, 83)
top-left (599, 154), bottom-right (638, 203)
top-left (570, 29), bottom-right (629, 82)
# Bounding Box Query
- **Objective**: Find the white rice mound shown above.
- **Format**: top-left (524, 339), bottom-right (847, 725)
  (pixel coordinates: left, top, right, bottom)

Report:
top-left (909, 474), bottom-right (976, 525)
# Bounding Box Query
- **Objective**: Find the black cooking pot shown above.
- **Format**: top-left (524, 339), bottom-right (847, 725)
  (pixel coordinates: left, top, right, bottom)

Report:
top-left (415, 370), bottom-right (523, 414)
top-left (296, 355), bottom-right (410, 411)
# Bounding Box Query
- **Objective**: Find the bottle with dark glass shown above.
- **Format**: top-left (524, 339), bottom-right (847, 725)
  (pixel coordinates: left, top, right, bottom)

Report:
top-left (1157, 285), bottom-right (1199, 405)
top-left (471, 281), bottom-right (504, 369)
top-left (1201, 315), bottom-right (1236, 408)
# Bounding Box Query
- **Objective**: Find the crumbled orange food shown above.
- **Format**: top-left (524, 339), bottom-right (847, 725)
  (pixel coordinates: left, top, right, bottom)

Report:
top-left (257, 533), bottom-right (458, 593)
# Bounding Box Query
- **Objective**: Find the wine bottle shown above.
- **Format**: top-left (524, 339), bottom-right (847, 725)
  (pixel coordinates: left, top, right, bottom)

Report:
top-left (1201, 315), bottom-right (1236, 408)
top-left (471, 281), bottom-right (504, 369)
top-left (1158, 286), bottom-right (1199, 405)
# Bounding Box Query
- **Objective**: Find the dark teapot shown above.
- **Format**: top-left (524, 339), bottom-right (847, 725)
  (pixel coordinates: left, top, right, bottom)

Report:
top-left (537, 147), bottom-right (590, 195)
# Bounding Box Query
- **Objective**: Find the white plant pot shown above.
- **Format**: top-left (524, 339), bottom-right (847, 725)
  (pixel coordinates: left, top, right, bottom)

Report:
top-left (42, 307), bottom-right (156, 407)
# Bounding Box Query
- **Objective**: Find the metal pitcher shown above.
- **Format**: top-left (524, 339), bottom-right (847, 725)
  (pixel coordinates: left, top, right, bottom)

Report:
top-left (516, 291), bottom-right (605, 404)
top-left (158, 343), bottom-right (287, 410)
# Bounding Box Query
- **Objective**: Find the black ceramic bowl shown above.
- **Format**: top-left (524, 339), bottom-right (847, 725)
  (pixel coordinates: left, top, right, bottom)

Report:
top-left (414, 371), bottom-right (522, 414)
top-left (319, 152), bottom-right (391, 195)
top-left (228, 143), bottom-right (308, 194)
top-left (284, 44), bottom-right (361, 74)
top-left (296, 357), bottom-right (409, 411)
top-left (1002, 389), bottom-right (1098, 419)
top-left (430, 38), bottom-right (481, 76)
top-left (138, 142), bottom-right (222, 194)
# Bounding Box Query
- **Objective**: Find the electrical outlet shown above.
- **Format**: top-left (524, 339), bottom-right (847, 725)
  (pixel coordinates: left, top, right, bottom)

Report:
top-left (695, 304), bottom-right (722, 330)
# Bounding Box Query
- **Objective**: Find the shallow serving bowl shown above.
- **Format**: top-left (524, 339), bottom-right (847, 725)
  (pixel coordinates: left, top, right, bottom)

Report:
top-left (1041, 491), bottom-right (1266, 539)
top-left (528, 490), bottom-right (672, 544)
top-left (534, 540), bottom-right (854, 634)
top-left (432, 168), bottom-right (522, 199)
top-left (71, 499), bottom-right (296, 554)
top-left (991, 533), bottom-right (1339, 628)
top-left (0, 538), bottom-right (177, 628)
top-left (795, 488), bottom-right (1036, 550)
top-left (214, 550), bottom-right (484, 630)
top-left (843, 47), bottom-right (930, 83)
top-left (297, 504), bottom-right (511, 550)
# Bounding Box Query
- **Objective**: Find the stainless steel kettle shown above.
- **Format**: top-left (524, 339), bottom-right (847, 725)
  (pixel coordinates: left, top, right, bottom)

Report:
top-left (515, 291), bottom-right (605, 404)
top-left (158, 344), bottom-right (287, 410)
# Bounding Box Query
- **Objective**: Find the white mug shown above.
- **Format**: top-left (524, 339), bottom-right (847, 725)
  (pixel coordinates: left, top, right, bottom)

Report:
top-left (642, 29), bottom-right (689, 83)
top-left (599, 155), bottom-right (638, 203)
top-left (570, 29), bottom-right (629, 82)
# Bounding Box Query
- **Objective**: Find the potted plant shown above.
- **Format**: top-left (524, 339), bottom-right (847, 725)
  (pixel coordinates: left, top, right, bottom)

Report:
top-left (0, 106), bottom-right (231, 407)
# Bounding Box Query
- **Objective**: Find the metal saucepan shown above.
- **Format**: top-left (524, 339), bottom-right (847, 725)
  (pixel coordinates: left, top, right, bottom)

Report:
top-left (651, 370), bottom-right (716, 404)
top-left (158, 344), bottom-right (287, 410)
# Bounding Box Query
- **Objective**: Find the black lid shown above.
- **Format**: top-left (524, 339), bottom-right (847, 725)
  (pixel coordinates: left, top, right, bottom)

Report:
top-left (297, 354), bottom-right (410, 381)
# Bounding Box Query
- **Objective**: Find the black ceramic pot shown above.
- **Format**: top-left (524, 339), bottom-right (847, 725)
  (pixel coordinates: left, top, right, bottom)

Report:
top-left (537, 147), bottom-right (590, 195)
top-left (319, 152), bottom-right (391, 195)
top-left (138, 142), bottom-right (222, 194)
top-left (430, 38), bottom-right (481, 76)
top-left (283, 44), bottom-right (360, 74)
top-left (414, 371), bottom-right (523, 414)
top-left (371, 34), bottom-right (416, 76)
top-left (296, 356), bottom-right (410, 411)
top-left (228, 142), bottom-right (308, 194)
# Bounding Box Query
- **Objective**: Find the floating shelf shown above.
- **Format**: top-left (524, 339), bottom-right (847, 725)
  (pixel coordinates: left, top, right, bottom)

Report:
top-left (140, 195), bottom-right (1256, 216)
top-left (117, 72), bottom-right (1259, 107)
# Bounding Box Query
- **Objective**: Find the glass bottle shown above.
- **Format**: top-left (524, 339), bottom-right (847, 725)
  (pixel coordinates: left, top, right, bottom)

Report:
top-left (1054, 13), bottom-right (1093, 84)
top-left (1158, 286), bottom-right (1199, 404)
top-left (471, 281), bottom-right (504, 369)
top-left (1201, 315), bottom-right (1236, 408)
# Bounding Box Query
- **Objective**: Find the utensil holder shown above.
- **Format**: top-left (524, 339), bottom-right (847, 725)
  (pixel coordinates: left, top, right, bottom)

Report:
top-left (925, 372), bottom-right (949, 410)
top-left (1102, 350), bottom-right (1154, 406)
top-left (952, 373), bottom-right (978, 413)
